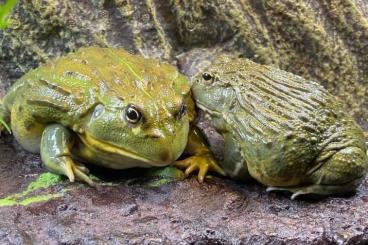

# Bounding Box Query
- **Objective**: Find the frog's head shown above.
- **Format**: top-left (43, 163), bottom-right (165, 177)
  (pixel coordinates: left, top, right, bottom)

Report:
top-left (79, 48), bottom-right (193, 167)
top-left (191, 55), bottom-right (236, 114)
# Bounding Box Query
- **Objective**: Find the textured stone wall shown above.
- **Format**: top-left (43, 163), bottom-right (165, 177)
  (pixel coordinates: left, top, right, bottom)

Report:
top-left (0, 0), bottom-right (367, 129)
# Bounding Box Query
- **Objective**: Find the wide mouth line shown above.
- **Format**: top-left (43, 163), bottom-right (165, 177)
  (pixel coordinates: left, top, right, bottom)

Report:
top-left (195, 102), bottom-right (222, 116)
top-left (79, 133), bottom-right (165, 166)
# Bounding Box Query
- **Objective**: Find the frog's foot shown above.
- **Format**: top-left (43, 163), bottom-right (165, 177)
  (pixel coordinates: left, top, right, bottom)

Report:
top-left (45, 156), bottom-right (95, 186)
top-left (41, 124), bottom-right (94, 186)
top-left (63, 158), bottom-right (94, 186)
top-left (267, 186), bottom-right (319, 200)
top-left (175, 154), bottom-right (226, 183)
top-left (0, 118), bottom-right (11, 135)
top-left (266, 181), bottom-right (358, 200)
top-left (0, 106), bottom-right (11, 135)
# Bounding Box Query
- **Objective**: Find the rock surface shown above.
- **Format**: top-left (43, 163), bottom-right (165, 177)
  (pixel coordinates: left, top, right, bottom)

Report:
top-left (0, 137), bottom-right (368, 244)
top-left (1, 0), bottom-right (368, 244)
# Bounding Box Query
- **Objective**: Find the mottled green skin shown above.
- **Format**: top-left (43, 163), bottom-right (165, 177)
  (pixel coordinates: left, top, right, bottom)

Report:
top-left (192, 55), bottom-right (368, 197)
top-left (1, 47), bottom-right (192, 171)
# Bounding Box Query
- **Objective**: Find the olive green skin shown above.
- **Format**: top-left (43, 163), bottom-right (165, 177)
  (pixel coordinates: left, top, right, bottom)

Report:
top-left (2, 47), bottom-right (192, 170)
top-left (192, 55), bottom-right (368, 197)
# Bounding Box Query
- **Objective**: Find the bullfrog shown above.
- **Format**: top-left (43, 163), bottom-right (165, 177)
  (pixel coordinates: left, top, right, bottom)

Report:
top-left (191, 55), bottom-right (368, 199)
top-left (0, 47), bottom-right (224, 185)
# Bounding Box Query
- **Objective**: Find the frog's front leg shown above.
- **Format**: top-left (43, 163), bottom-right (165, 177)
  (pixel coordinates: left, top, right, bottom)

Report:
top-left (0, 105), bottom-right (11, 135)
top-left (175, 127), bottom-right (226, 182)
top-left (40, 124), bottom-right (94, 185)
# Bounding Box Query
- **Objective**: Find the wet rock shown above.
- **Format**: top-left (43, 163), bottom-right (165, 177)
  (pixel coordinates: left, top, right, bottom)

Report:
top-left (120, 203), bottom-right (138, 216)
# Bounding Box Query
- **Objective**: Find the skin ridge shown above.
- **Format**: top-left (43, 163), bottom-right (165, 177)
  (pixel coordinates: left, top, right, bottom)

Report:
top-left (223, 62), bottom-right (326, 138)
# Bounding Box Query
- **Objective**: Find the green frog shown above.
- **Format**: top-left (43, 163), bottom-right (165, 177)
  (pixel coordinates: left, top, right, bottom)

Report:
top-left (191, 55), bottom-right (368, 199)
top-left (0, 47), bottom-right (224, 185)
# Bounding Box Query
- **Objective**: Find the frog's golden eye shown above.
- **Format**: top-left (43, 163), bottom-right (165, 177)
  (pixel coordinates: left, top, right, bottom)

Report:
top-left (202, 72), bottom-right (213, 81)
top-left (178, 103), bottom-right (187, 119)
top-left (124, 105), bottom-right (142, 124)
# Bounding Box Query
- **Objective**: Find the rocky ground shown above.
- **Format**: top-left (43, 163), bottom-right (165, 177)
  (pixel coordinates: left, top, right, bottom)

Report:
top-left (1, 0), bottom-right (368, 244)
top-left (0, 136), bottom-right (367, 244)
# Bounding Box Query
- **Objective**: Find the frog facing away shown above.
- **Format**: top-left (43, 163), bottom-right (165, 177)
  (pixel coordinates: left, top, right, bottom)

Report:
top-left (191, 55), bottom-right (368, 199)
top-left (0, 47), bottom-right (224, 185)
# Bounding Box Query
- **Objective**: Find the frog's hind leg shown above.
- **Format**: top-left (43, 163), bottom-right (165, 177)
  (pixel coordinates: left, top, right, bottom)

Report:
top-left (267, 179), bottom-right (362, 200)
top-left (267, 145), bottom-right (368, 199)
top-left (41, 124), bottom-right (94, 186)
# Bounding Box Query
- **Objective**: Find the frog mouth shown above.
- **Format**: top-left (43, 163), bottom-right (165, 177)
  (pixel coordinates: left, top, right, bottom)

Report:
top-left (80, 133), bottom-right (165, 166)
top-left (195, 102), bottom-right (222, 116)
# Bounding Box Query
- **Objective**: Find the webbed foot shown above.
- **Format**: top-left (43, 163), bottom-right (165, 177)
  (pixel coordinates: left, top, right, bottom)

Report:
top-left (43, 154), bottom-right (95, 186)
top-left (57, 157), bottom-right (94, 186)
top-left (175, 154), bottom-right (226, 183)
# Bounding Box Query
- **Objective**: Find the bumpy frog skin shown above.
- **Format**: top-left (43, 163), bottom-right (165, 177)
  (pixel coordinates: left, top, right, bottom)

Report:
top-left (192, 55), bottom-right (368, 199)
top-left (0, 47), bottom-right (223, 185)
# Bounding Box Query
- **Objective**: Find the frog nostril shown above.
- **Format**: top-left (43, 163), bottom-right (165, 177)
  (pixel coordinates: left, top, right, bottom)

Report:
top-left (146, 129), bottom-right (164, 139)
top-left (149, 134), bottom-right (161, 139)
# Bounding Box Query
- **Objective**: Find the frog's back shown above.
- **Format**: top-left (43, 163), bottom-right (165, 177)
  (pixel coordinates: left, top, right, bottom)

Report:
top-left (225, 59), bottom-right (334, 135)
top-left (5, 47), bottom-right (181, 109)
top-left (240, 61), bottom-right (367, 190)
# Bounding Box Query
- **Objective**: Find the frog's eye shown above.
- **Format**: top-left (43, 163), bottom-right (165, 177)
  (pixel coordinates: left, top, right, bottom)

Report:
top-left (202, 72), bottom-right (213, 81)
top-left (178, 103), bottom-right (187, 119)
top-left (93, 104), bottom-right (104, 118)
top-left (124, 105), bottom-right (142, 124)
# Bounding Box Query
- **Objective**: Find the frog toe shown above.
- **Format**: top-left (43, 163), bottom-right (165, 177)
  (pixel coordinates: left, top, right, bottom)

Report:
top-left (174, 159), bottom-right (193, 169)
top-left (62, 160), bottom-right (94, 186)
top-left (183, 162), bottom-right (199, 177)
top-left (46, 156), bottom-right (94, 185)
top-left (73, 164), bottom-right (94, 186)
top-left (290, 190), bottom-right (311, 200)
top-left (74, 162), bottom-right (90, 174)
top-left (267, 181), bottom-right (359, 199)
top-left (175, 154), bottom-right (225, 183)
top-left (266, 186), bottom-right (288, 192)
top-left (267, 186), bottom-right (314, 199)
top-left (175, 157), bottom-right (205, 182)
top-left (61, 157), bottom-right (75, 183)
top-left (198, 163), bottom-right (209, 183)
top-left (0, 106), bottom-right (11, 135)
top-left (0, 118), bottom-right (11, 135)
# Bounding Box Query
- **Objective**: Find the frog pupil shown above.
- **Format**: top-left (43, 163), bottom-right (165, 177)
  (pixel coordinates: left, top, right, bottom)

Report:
top-left (125, 106), bottom-right (141, 123)
top-left (202, 73), bottom-right (212, 81)
top-left (178, 104), bottom-right (187, 119)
